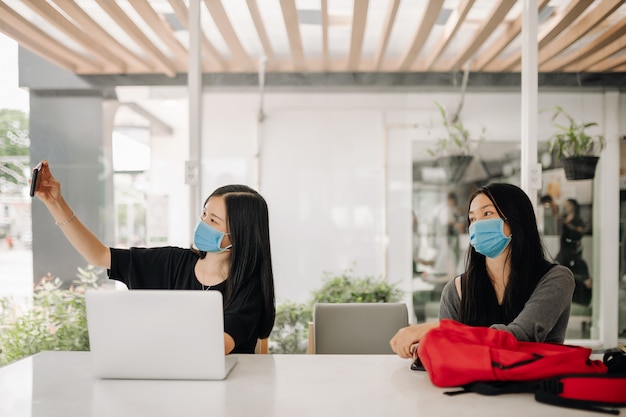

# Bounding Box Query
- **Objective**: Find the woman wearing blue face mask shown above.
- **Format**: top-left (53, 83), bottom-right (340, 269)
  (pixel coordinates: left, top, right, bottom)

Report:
top-left (390, 183), bottom-right (574, 359)
top-left (33, 161), bottom-right (275, 355)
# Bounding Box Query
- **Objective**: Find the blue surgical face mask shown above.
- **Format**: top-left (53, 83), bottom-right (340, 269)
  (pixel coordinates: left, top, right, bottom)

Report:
top-left (193, 220), bottom-right (231, 253)
top-left (469, 218), bottom-right (511, 258)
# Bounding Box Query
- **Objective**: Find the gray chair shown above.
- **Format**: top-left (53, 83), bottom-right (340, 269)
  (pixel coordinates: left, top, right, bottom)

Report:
top-left (308, 303), bottom-right (409, 354)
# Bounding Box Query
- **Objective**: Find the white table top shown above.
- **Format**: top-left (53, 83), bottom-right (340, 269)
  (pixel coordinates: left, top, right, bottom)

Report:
top-left (0, 351), bottom-right (601, 417)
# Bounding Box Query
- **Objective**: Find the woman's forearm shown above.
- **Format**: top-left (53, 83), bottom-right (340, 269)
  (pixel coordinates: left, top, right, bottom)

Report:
top-left (45, 196), bottom-right (111, 269)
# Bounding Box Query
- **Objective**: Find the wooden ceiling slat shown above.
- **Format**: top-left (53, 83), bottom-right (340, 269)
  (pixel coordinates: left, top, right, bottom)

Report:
top-left (398, 0), bottom-right (444, 71)
top-left (129, 0), bottom-right (188, 73)
top-left (473, 0), bottom-right (549, 71)
top-left (373, 0), bottom-right (400, 70)
top-left (95, 0), bottom-right (177, 76)
top-left (279, 0), bottom-right (306, 71)
top-left (611, 63), bottom-right (626, 72)
top-left (0, 15), bottom-right (76, 72)
top-left (1, 1), bottom-right (624, 76)
top-left (203, 0), bottom-right (253, 70)
top-left (538, 0), bottom-right (594, 48)
top-left (583, 54), bottom-right (626, 73)
top-left (537, 0), bottom-right (626, 66)
top-left (167, 0), bottom-right (226, 71)
top-left (449, 0), bottom-right (516, 71)
top-left (565, 35), bottom-right (626, 72)
top-left (321, 0), bottom-right (329, 69)
top-left (52, 0), bottom-right (152, 72)
top-left (497, 0), bottom-right (593, 71)
top-left (21, 0), bottom-right (125, 71)
top-left (347, 0), bottom-right (368, 70)
top-left (543, 16), bottom-right (626, 71)
top-left (245, 0), bottom-right (275, 66)
top-left (423, 0), bottom-right (474, 71)
top-left (0, 1), bottom-right (97, 72)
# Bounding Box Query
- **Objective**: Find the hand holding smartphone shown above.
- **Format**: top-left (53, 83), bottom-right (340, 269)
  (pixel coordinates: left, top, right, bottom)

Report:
top-left (29, 161), bottom-right (43, 197)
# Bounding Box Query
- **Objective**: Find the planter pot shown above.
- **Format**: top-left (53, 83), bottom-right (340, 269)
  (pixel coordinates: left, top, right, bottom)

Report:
top-left (435, 155), bottom-right (473, 183)
top-left (561, 156), bottom-right (599, 181)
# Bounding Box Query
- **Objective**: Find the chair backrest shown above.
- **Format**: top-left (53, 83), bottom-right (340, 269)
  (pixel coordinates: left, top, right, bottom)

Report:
top-left (311, 303), bottom-right (409, 354)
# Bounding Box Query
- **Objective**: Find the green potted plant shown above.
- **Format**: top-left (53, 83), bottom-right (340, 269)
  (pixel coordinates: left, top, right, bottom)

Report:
top-left (427, 101), bottom-right (484, 182)
top-left (547, 105), bottom-right (605, 180)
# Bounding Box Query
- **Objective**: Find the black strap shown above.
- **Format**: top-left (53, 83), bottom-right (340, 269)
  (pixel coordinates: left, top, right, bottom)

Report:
top-left (535, 390), bottom-right (620, 415)
top-left (444, 381), bottom-right (538, 396)
top-left (605, 348), bottom-right (626, 373)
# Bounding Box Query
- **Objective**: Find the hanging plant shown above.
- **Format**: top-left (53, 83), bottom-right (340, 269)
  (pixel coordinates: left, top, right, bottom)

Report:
top-left (426, 101), bottom-right (485, 182)
top-left (547, 105), bottom-right (605, 180)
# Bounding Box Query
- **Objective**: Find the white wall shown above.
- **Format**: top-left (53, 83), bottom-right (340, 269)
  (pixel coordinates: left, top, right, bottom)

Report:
top-left (153, 90), bottom-right (624, 309)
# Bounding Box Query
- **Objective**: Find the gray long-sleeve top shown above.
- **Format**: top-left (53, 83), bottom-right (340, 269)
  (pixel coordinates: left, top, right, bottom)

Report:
top-left (439, 264), bottom-right (575, 343)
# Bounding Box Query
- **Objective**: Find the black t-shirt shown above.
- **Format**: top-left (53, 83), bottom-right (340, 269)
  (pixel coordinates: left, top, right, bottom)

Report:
top-left (108, 246), bottom-right (263, 353)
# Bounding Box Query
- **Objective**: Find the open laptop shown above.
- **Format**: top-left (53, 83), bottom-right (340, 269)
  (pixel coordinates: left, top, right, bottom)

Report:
top-left (85, 290), bottom-right (237, 380)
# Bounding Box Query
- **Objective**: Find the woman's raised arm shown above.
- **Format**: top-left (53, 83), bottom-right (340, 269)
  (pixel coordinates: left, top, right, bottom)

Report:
top-left (33, 160), bottom-right (111, 269)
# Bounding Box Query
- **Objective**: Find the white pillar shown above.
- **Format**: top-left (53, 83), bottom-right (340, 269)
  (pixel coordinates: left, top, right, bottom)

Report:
top-left (593, 91), bottom-right (620, 348)
top-left (520, 0), bottom-right (540, 207)
top-left (188, 0), bottom-right (202, 234)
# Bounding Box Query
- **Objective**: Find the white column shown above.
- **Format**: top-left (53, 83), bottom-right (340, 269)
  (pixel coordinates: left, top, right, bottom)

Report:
top-left (520, 0), bottom-right (540, 207)
top-left (188, 0), bottom-right (202, 235)
top-left (593, 91), bottom-right (620, 348)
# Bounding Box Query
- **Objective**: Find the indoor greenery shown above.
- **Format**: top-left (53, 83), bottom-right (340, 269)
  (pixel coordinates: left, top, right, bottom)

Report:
top-left (0, 265), bottom-right (106, 366)
top-left (427, 101), bottom-right (484, 158)
top-left (547, 105), bottom-right (605, 158)
top-left (269, 270), bottom-right (404, 354)
top-left (0, 267), bottom-right (402, 361)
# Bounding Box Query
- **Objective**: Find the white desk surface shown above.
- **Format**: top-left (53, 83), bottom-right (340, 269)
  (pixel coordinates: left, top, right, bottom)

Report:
top-left (0, 351), bottom-right (601, 417)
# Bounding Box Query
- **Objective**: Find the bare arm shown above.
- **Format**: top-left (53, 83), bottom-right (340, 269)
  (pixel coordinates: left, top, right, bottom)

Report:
top-left (33, 160), bottom-right (111, 269)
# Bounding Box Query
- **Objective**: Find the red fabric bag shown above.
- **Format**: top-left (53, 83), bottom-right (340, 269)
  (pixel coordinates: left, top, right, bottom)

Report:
top-left (417, 319), bottom-right (607, 388)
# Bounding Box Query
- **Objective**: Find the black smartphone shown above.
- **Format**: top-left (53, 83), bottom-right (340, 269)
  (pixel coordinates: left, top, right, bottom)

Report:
top-left (29, 161), bottom-right (42, 197)
top-left (410, 357), bottom-right (425, 371)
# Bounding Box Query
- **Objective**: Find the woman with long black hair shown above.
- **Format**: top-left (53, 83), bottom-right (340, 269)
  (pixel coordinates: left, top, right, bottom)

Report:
top-left (33, 160), bottom-right (275, 354)
top-left (391, 183), bottom-right (574, 359)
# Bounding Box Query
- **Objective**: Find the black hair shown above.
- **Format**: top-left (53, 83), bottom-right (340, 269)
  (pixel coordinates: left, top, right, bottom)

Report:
top-left (566, 198), bottom-right (581, 220)
top-left (460, 183), bottom-right (554, 326)
top-left (540, 194), bottom-right (553, 204)
top-left (197, 185), bottom-right (275, 339)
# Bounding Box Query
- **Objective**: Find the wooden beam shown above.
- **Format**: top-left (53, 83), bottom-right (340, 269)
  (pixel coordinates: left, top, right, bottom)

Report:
top-left (497, 0), bottom-right (593, 71)
top-left (167, 0), bottom-right (226, 70)
top-left (321, 0), bottom-right (329, 69)
top-left (95, 0), bottom-right (178, 76)
top-left (21, 0), bottom-right (126, 71)
top-left (543, 16), bottom-right (626, 71)
top-left (565, 34), bottom-right (626, 72)
top-left (423, 0), bottom-right (474, 71)
top-left (0, 14), bottom-right (76, 72)
top-left (473, 0), bottom-right (549, 71)
top-left (0, 1), bottom-right (97, 72)
top-left (398, 0), bottom-right (444, 71)
top-left (448, 0), bottom-right (516, 71)
top-left (203, 0), bottom-right (253, 70)
top-left (347, 0), bottom-right (368, 70)
top-left (537, 0), bottom-right (625, 66)
top-left (279, 0), bottom-right (306, 70)
top-left (373, 0), bottom-right (400, 70)
top-left (52, 0), bottom-right (152, 72)
top-left (245, 0), bottom-right (275, 66)
top-left (129, 0), bottom-right (188, 72)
